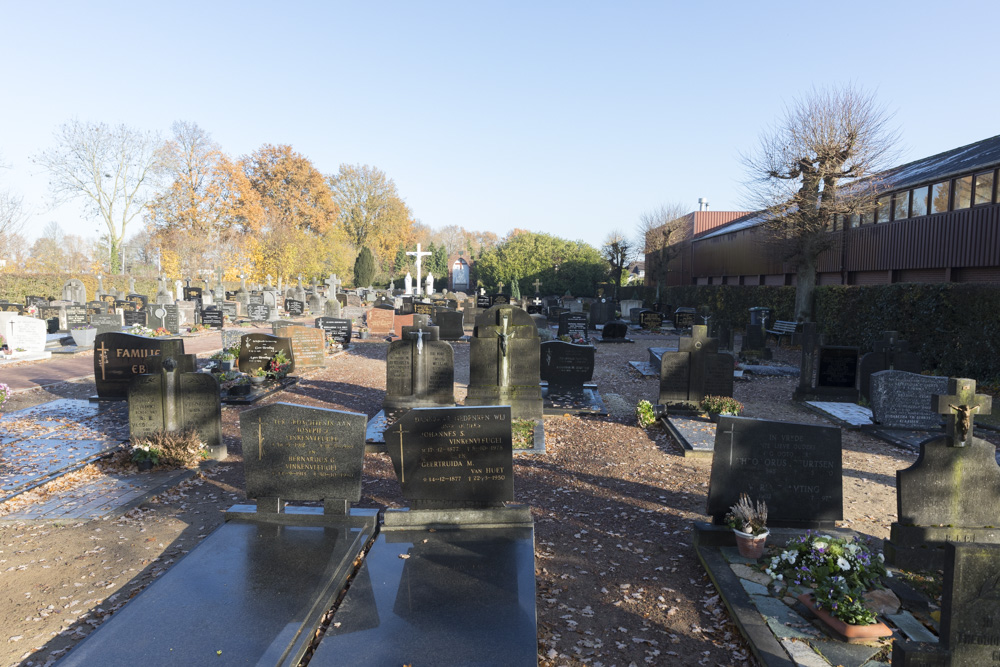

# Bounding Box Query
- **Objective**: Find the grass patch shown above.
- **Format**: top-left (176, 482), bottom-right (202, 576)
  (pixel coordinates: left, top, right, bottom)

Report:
top-left (512, 419), bottom-right (536, 449)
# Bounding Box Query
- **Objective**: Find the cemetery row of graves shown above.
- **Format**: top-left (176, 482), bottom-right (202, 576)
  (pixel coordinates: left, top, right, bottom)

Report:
top-left (1, 271), bottom-right (999, 666)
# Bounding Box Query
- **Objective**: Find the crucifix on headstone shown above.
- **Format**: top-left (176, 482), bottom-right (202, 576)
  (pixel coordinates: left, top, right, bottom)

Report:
top-left (933, 378), bottom-right (993, 447)
top-left (533, 279), bottom-right (542, 294)
top-left (496, 310), bottom-right (511, 387)
top-left (406, 244), bottom-right (431, 296)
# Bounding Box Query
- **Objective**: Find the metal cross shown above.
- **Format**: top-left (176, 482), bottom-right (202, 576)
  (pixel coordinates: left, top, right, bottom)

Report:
top-left (406, 244), bottom-right (432, 296)
top-left (933, 378), bottom-right (992, 447)
top-left (391, 421), bottom-right (408, 484)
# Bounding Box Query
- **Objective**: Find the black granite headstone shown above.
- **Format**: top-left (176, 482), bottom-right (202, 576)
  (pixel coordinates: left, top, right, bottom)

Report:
top-left (435, 310), bottom-right (465, 341)
top-left (639, 311), bottom-right (663, 330)
top-left (673, 307), bottom-right (695, 328)
top-left (238, 333), bottom-right (296, 375)
top-left (539, 340), bottom-right (594, 386)
top-left (65, 305), bottom-right (88, 329)
top-left (385, 406), bottom-right (513, 508)
top-left (557, 312), bottom-right (589, 340)
top-left (658, 325), bottom-right (734, 411)
top-left (589, 299), bottom-right (616, 329)
top-left (476, 294), bottom-right (492, 309)
top-left (246, 303), bottom-right (271, 321)
top-left (148, 303), bottom-right (180, 334)
top-left (870, 370), bottom-right (947, 429)
top-left (600, 319), bottom-right (629, 341)
top-left (285, 299), bottom-right (305, 316)
top-left (123, 310), bottom-right (147, 327)
top-left (201, 308), bottom-right (224, 329)
top-left (859, 331), bottom-right (923, 403)
top-left (128, 364), bottom-right (224, 458)
top-left (315, 317), bottom-right (352, 345)
top-left (94, 332), bottom-right (186, 399)
top-left (707, 416), bottom-right (842, 528)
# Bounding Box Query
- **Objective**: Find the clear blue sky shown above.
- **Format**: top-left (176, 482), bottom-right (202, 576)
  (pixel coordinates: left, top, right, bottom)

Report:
top-left (2, 1), bottom-right (999, 251)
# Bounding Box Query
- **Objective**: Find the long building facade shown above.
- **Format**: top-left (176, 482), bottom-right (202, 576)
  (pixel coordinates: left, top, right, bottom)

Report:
top-left (646, 135), bottom-right (1000, 287)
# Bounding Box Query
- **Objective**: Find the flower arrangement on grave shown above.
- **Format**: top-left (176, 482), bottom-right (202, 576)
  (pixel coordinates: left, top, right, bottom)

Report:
top-left (699, 395), bottom-right (744, 417)
top-left (71, 324), bottom-right (96, 330)
top-left (189, 323), bottom-right (209, 333)
top-left (635, 399), bottom-right (657, 428)
top-left (0, 382), bottom-right (9, 407)
top-left (726, 493), bottom-right (769, 559)
top-left (250, 367), bottom-right (268, 378)
top-left (126, 323), bottom-right (155, 337)
top-left (764, 533), bottom-right (890, 625)
top-left (131, 442), bottom-right (163, 467)
top-left (268, 350), bottom-right (291, 378)
top-left (152, 327), bottom-right (171, 337)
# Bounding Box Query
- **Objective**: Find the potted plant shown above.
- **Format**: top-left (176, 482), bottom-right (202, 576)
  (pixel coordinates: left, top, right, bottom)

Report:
top-left (70, 324), bottom-right (97, 347)
top-left (131, 442), bottom-right (163, 471)
top-left (700, 395), bottom-right (745, 423)
top-left (358, 326), bottom-right (369, 340)
top-left (725, 493), bottom-right (769, 559)
top-left (249, 368), bottom-right (268, 384)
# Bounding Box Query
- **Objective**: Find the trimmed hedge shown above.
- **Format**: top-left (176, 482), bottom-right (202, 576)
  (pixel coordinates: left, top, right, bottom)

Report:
top-left (643, 283), bottom-right (1000, 381)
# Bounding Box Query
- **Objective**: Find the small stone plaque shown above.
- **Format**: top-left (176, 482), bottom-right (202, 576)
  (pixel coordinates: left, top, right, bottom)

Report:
top-left (414, 303), bottom-right (434, 316)
top-left (285, 299), bottom-right (305, 316)
top-left (385, 406), bottom-right (513, 507)
top-left (674, 308), bottom-right (695, 328)
top-left (366, 308), bottom-right (395, 335)
top-left (540, 340), bottom-right (594, 386)
top-left (123, 310), bottom-right (147, 327)
top-left (221, 301), bottom-right (238, 319)
top-left (870, 370), bottom-right (947, 429)
top-left (0, 302), bottom-right (24, 313)
top-left (65, 305), bottom-right (88, 329)
top-left (707, 416), bottom-right (842, 528)
top-left (316, 317), bottom-right (352, 345)
top-left (201, 308), bottom-right (224, 329)
top-left (640, 311), bottom-right (662, 329)
top-left (240, 402), bottom-right (366, 505)
top-left (238, 333), bottom-right (295, 374)
top-left (90, 312), bottom-right (124, 335)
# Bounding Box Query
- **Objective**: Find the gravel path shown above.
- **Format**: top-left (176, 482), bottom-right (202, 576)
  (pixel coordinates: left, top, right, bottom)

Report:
top-left (1, 334), bottom-right (995, 666)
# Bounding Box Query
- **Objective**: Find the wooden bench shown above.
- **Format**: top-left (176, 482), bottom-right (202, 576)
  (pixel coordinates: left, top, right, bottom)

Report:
top-left (765, 320), bottom-right (800, 346)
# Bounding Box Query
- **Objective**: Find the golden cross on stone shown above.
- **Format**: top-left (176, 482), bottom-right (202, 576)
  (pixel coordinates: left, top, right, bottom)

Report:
top-left (257, 416), bottom-right (264, 460)
top-left (932, 378), bottom-right (993, 447)
top-left (96, 340), bottom-right (109, 380)
top-left (392, 422), bottom-right (407, 483)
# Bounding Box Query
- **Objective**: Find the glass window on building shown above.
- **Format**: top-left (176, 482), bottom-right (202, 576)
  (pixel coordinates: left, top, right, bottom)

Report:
top-left (974, 170), bottom-right (994, 205)
top-left (876, 196), bottom-right (891, 223)
top-left (911, 185), bottom-right (929, 217)
top-left (893, 191), bottom-right (910, 220)
top-left (954, 175), bottom-right (973, 209)
top-left (931, 181), bottom-right (950, 213)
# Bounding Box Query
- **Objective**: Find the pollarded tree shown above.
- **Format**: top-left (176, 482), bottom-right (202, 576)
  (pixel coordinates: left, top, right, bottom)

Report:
top-left (34, 119), bottom-right (167, 273)
top-left (637, 202), bottom-right (689, 288)
top-left (742, 85), bottom-right (898, 321)
top-left (601, 229), bottom-right (634, 300)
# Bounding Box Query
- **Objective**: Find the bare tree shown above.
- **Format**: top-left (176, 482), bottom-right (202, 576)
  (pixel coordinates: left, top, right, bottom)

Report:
top-left (34, 119), bottom-right (166, 273)
top-left (637, 202), bottom-right (690, 288)
top-left (742, 85), bottom-right (899, 320)
top-left (601, 229), bottom-right (634, 300)
top-left (0, 155), bottom-right (28, 260)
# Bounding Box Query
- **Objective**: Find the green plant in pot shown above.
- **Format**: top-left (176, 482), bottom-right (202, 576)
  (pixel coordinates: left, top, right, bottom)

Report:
top-left (131, 442), bottom-right (163, 470)
top-left (249, 367), bottom-right (268, 384)
top-left (725, 493), bottom-right (768, 559)
top-left (699, 395), bottom-right (744, 422)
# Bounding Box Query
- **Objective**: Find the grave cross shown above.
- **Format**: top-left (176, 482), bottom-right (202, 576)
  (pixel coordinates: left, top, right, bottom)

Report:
top-left (390, 422), bottom-right (408, 484)
top-left (533, 279), bottom-right (542, 294)
top-left (406, 244), bottom-right (432, 296)
top-left (497, 281), bottom-right (505, 293)
top-left (532, 297), bottom-right (542, 306)
top-left (933, 378), bottom-right (993, 447)
top-left (678, 324), bottom-right (716, 353)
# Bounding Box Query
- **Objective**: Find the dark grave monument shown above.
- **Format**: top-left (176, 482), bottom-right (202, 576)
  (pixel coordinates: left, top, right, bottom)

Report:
top-left (311, 405), bottom-right (536, 666)
top-left (589, 298), bottom-right (616, 329)
top-left (476, 293), bottom-right (492, 309)
top-left (539, 340), bottom-right (604, 415)
top-left (673, 306), bottom-right (695, 329)
top-left (59, 402), bottom-right (377, 667)
top-left (894, 543), bottom-right (1000, 666)
top-left (125, 293), bottom-right (148, 312)
top-left (122, 309), bottom-right (147, 327)
top-left (547, 306), bottom-right (568, 322)
top-left (148, 303), bottom-right (180, 334)
top-left (285, 298), bottom-right (305, 316)
top-left (200, 307), bottom-right (224, 329)
top-left (271, 323), bottom-right (325, 369)
top-left (93, 332), bottom-right (186, 399)
top-left (436, 310), bottom-right (465, 340)
top-left (246, 303), bottom-right (271, 321)
top-left (38, 305), bottom-right (65, 333)
top-left (466, 304), bottom-right (543, 420)
top-left (707, 416), bottom-right (842, 528)
top-left (383, 327), bottom-right (454, 412)
top-left (397, 295), bottom-right (415, 315)
top-left (25, 295), bottom-right (48, 309)
top-left (315, 317), bottom-right (352, 346)
top-left (557, 312), bottom-right (589, 341)
top-left (814, 345), bottom-right (860, 401)
top-left (870, 370), bottom-right (947, 430)
top-left (490, 293), bottom-right (510, 306)
top-left (0, 302), bottom-right (24, 313)
top-left (65, 305), bottom-right (88, 329)
top-left (127, 357), bottom-right (224, 459)
top-left (885, 378), bottom-right (996, 571)
top-left (414, 302), bottom-right (434, 316)
top-left (639, 310), bottom-right (663, 330)
top-left (658, 325), bottom-right (734, 412)
top-left (90, 312), bottom-right (124, 335)
top-left (597, 318), bottom-right (632, 343)
top-left (858, 330), bottom-right (923, 402)
top-left (238, 333), bottom-right (295, 375)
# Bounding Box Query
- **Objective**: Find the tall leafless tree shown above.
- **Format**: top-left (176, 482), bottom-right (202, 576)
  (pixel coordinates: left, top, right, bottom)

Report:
top-left (742, 85), bottom-right (899, 321)
top-left (602, 229), bottom-right (634, 300)
top-left (0, 155), bottom-right (28, 261)
top-left (637, 202), bottom-right (690, 289)
top-left (34, 119), bottom-right (166, 274)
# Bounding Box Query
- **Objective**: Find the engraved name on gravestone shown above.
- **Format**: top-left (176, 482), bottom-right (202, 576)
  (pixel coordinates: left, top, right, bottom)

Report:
top-left (127, 362), bottom-right (223, 457)
top-left (240, 403), bottom-right (366, 514)
top-left (658, 325), bottom-right (733, 410)
top-left (221, 302), bottom-right (238, 319)
top-left (557, 312), bottom-right (589, 340)
top-left (870, 370), bottom-right (948, 430)
top-left (540, 340), bottom-right (594, 387)
top-left (414, 302), bottom-right (434, 316)
top-left (384, 329), bottom-right (455, 411)
top-left (90, 312), bottom-right (124, 335)
top-left (476, 294), bottom-right (492, 309)
top-left (315, 317), bottom-right (352, 346)
top-left (126, 294), bottom-right (148, 311)
top-left (246, 303), bottom-right (271, 321)
top-left (385, 406), bottom-right (513, 508)
top-left (285, 299), bottom-right (305, 316)
top-left (272, 324), bottom-right (325, 369)
top-left (238, 333), bottom-right (295, 375)
top-left (200, 308), bottom-right (224, 329)
top-left (65, 305), bottom-right (88, 328)
top-left (148, 304), bottom-right (180, 333)
top-left (366, 308), bottom-right (395, 335)
top-left (707, 416), bottom-right (842, 528)
top-left (123, 310), bottom-right (147, 327)
top-left (93, 332), bottom-right (186, 399)
top-left (640, 311), bottom-right (663, 330)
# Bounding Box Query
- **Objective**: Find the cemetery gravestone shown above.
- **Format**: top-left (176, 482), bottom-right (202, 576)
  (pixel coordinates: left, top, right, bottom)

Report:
top-left (384, 328), bottom-right (455, 412)
top-left (436, 310), bottom-right (465, 340)
top-left (0, 315), bottom-right (47, 356)
top-left (466, 304), bottom-right (543, 420)
top-left (123, 310), bottom-right (147, 327)
top-left (65, 305), bottom-right (88, 329)
top-left (557, 312), bottom-right (589, 341)
top-left (272, 324), bottom-right (325, 369)
top-left (707, 416), bottom-right (842, 528)
top-left (128, 359), bottom-right (224, 459)
top-left (246, 303), bottom-right (271, 321)
top-left (674, 307), bottom-right (696, 329)
top-left (248, 293), bottom-right (265, 306)
top-left (366, 308), bottom-right (395, 335)
top-left (148, 304), bottom-right (180, 334)
top-left (815, 346), bottom-right (860, 400)
top-left (540, 340), bottom-right (604, 415)
top-left (414, 302), bottom-right (434, 316)
top-left (315, 317), bottom-right (352, 346)
top-left (238, 333), bottom-right (296, 375)
top-left (859, 331), bottom-right (923, 403)
top-left (38, 305), bottom-right (66, 333)
top-left (93, 332), bottom-right (187, 399)
top-left (62, 278), bottom-right (87, 304)
top-left (619, 299), bottom-right (642, 320)
top-left (200, 308), bottom-right (224, 329)
top-left (658, 325), bottom-right (734, 411)
top-left (886, 378), bottom-right (996, 571)
top-left (285, 299), bottom-right (305, 316)
top-left (221, 302), bottom-right (238, 320)
top-left (869, 370), bottom-right (948, 430)
top-left (90, 312), bottom-right (124, 335)
top-left (589, 299), bottom-right (615, 329)
top-left (476, 293), bottom-right (492, 309)
top-left (640, 310), bottom-right (663, 330)
top-left (599, 319), bottom-right (631, 343)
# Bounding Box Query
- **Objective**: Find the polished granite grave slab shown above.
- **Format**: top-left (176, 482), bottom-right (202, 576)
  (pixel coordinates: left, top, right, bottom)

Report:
top-left (310, 514), bottom-right (537, 666)
top-left (57, 510), bottom-right (377, 667)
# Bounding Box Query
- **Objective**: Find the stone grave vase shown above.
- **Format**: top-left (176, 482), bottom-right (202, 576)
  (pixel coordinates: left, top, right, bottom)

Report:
top-left (70, 327), bottom-right (97, 347)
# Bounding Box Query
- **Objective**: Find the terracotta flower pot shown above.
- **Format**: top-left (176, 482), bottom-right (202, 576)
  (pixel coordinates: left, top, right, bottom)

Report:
top-left (797, 593), bottom-right (893, 643)
top-left (733, 529), bottom-right (769, 559)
